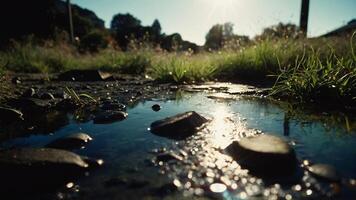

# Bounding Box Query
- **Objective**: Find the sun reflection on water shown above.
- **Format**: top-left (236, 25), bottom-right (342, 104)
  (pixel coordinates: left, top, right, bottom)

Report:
top-left (207, 104), bottom-right (247, 149)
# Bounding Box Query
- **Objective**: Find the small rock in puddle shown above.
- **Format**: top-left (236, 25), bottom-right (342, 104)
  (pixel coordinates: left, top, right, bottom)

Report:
top-left (22, 88), bottom-right (36, 97)
top-left (156, 152), bottom-right (183, 163)
top-left (58, 69), bottom-right (113, 81)
top-left (207, 93), bottom-right (236, 100)
top-left (150, 111), bottom-right (208, 140)
top-left (152, 104), bottom-right (161, 112)
top-left (93, 111), bottom-right (128, 124)
top-left (100, 100), bottom-right (126, 111)
top-left (46, 132), bottom-right (93, 150)
top-left (307, 163), bottom-right (340, 182)
top-left (0, 148), bottom-right (101, 192)
top-left (8, 98), bottom-right (52, 112)
top-left (226, 134), bottom-right (297, 176)
top-left (0, 107), bottom-right (24, 123)
top-left (40, 92), bottom-right (55, 100)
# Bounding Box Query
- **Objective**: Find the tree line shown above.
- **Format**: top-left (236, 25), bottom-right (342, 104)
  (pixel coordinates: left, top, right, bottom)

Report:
top-left (0, 0), bottom-right (302, 52)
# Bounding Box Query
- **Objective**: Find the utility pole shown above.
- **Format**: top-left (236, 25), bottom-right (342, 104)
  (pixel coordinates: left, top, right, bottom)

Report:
top-left (300, 0), bottom-right (310, 37)
top-left (67, 0), bottom-right (74, 43)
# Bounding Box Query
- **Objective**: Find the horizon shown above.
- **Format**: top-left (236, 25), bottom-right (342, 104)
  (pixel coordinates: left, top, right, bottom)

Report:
top-left (72, 0), bottom-right (356, 45)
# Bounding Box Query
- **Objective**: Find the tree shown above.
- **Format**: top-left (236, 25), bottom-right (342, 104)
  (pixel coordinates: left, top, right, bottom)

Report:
top-left (256, 23), bottom-right (301, 41)
top-left (205, 22), bottom-right (240, 50)
top-left (151, 19), bottom-right (162, 36)
top-left (111, 13), bottom-right (142, 50)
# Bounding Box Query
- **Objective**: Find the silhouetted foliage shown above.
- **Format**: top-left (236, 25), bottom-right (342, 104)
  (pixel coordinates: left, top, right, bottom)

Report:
top-left (110, 13), bottom-right (197, 52)
top-left (255, 23), bottom-right (302, 41)
top-left (205, 23), bottom-right (249, 50)
top-left (79, 30), bottom-right (109, 52)
top-left (0, 0), bottom-right (105, 47)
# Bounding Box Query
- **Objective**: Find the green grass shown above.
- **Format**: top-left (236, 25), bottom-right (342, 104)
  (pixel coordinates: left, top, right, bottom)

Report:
top-left (0, 34), bottom-right (355, 108)
top-left (270, 33), bottom-right (356, 107)
top-left (0, 41), bottom-right (153, 74)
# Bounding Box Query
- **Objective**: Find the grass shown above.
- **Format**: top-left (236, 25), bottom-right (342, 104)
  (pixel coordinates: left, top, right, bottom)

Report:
top-left (270, 33), bottom-right (356, 107)
top-left (0, 34), bottom-right (355, 108)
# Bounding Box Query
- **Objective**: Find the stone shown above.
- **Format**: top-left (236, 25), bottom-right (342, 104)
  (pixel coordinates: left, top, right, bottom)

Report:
top-left (156, 152), bottom-right (183, 163)
top-left (40, 92), bottom-right (55, 100)
top-left (152, 104), bottom-right (161, 112)
top-left (225, 134), bottom-right (297, 176)
top-left (8, 98), bottom-right (51, 112)
top-left (100, 101), bottom-right (126, 111)
top-left (58, 70), bottom-right (113, 81)
top-left (46, 133), bottom-right (93, 150)
top-left (11, 77), bottom-right (21, 84)
top-left (93, 111), bottom-right (128, 124)
top-left (0, 107), bottom-right (24, 123)
top-left (0, 148), bottom-right (100, 192)
top-left (22, 88), bottom-right (36, 97)
top-left (307, 164), bottom-right (340, 182)
top-left (150, 111), bottom-right (208, 140)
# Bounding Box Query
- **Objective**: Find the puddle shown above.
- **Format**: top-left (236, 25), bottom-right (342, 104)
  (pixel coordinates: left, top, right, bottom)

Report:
top-left (0, 86), bottom-right (355, 199)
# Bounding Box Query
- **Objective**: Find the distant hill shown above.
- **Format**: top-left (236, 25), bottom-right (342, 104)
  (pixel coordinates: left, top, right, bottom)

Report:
top-left (322, 19), bottom-right (356, 37)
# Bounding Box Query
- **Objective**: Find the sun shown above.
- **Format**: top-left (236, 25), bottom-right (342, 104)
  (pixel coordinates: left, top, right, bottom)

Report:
top-left (210, 0), bottom-right (235, 8)
top-left (202, 0), bottom-right (239, 21)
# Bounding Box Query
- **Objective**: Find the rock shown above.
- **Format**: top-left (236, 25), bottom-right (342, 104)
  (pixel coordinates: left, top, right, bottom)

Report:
top-left (11, 77), bottom-right (21, 84)
top-left (225, 134), bottom-right (297, 176)
top-left (152, 104), bottom-right (161, 112)
top-left (93, 111), bottom-right (128, 124)
top-left (0, 148), bottom-right (100, 192)
top-left (150, 111), bottom-right (208, 140)
top-left (307, 164), bottom-right (340, 182)
top-left (46, 133), bottom-right (93, 150)
top-left (8, 98), bottom-right (52, 112)
top-left (156, 152), bottom-right (183, 163)
top-left (0, 107), bottom-right (24, 123)
top-left (40, 92), bottom-right (55, 100)
top-left (58, 70), bottom-right (113, 81)
top-left (22, 88), bottom-right (36, 97)
top-left (0, 148), bottom-right (88, 180)
top-left (100, 100), bottom-right (126, 111)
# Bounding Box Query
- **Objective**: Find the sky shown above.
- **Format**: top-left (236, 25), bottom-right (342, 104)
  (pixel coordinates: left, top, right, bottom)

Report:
top-left (72, 0), bottom-right (356, 45)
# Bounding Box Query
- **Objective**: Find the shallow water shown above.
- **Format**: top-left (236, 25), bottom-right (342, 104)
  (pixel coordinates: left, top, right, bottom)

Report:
top-left (1, 88), bottom-right (356, 199)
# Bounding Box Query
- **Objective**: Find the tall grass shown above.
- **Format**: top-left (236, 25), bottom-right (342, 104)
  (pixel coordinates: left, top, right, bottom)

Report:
top-left (270, 33), bottom-right (356, 106)
top-left (0, 40), bottom-right (153, 74)
top-left (0, 35), bottom-right (355, 108)
top-left (150, 53), bottom-right (217, 83)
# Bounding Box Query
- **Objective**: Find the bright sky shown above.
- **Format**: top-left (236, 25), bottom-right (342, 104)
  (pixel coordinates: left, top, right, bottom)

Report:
top-left (72, 0), bottom-right (356, 45)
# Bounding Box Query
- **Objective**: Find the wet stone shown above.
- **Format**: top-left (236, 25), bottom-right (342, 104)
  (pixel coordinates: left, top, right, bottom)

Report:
top-left (22, 88), bottom-right (36, 97)
top-left (46, 133), bottom-right (93, 150)
top-left (58, 70), bottom-right (113, 81)
top-left (100, 101), bottom-right (126, 111)
top-left (40, 92), bottom-right (55, 100)
top-left (0, 148), bottom-right (89, 186)
top-left (9, 98), bottom-right (52, 112)
top-left (307, 164), bottom-right (340, 182)
top-left (226, 134), bottom-right (297, 176)
top-left (152, 104), bottom-right (161, 112)
top-left (0, 107), bottom-right (24, 123)
top-left (11, 77), bottom-right (21, 84)
top-left (150, 111), bottom-right (208, 140)
top-left (93, 111), bottom-right (128, 124)
top-left (156, 152), bottom-right (183, 163)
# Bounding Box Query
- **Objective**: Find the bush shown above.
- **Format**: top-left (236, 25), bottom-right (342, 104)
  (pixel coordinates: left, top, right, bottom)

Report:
top-left (79, 30), bottom-right (109, 53)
